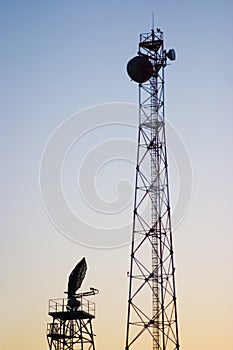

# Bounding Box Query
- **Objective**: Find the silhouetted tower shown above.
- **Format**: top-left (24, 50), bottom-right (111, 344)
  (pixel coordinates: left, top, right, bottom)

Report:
top-left (125, 29), bottom-right (180, 350)
top-left (47, 258), bottom-right (99, 350)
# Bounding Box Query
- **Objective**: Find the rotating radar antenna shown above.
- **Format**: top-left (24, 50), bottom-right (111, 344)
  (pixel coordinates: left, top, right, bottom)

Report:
top-left (68, 257), bottom-right (87, 298)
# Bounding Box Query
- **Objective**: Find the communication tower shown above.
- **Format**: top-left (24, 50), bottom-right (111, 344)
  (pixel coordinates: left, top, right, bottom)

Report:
top-left (125, 28), bottom-right (180, 350)
top-left (47, 258), bottom-right (99, 350)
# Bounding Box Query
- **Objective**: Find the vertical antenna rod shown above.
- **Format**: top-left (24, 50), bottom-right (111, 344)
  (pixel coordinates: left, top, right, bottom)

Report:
top-left (126, 28), bottom-right (179, 350)
top-left (152, 11), bottom-right (155, 31)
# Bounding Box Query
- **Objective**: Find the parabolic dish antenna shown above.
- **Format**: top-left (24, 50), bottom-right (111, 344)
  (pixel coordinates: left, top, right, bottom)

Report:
top-left (126, 55), bottom-right (153, 83)
top-left (166, 48), bottom-right (176, 61)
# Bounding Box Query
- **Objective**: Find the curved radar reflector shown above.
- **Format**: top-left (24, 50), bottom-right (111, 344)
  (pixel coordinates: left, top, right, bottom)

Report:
top-left (127, 56), bottom-right (153, 83)
top-left (68, 257), bottom-right (87, 298)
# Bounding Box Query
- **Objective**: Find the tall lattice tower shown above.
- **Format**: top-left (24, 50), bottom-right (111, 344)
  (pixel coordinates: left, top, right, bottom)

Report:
top-left (125, 28), bottom-right (180, 350)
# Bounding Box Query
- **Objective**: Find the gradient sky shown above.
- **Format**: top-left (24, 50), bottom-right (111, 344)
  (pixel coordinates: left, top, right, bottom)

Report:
top-left (1, 1), bottom-right (233, 350)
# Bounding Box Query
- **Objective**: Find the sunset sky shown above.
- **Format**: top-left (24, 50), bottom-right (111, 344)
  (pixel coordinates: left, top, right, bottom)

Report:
top-left (1, 1), bottom-right (233, 350)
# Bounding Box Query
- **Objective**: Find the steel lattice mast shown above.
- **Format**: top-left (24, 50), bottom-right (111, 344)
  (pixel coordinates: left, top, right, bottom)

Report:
top-left (125, 29), bottom-right (180, 350)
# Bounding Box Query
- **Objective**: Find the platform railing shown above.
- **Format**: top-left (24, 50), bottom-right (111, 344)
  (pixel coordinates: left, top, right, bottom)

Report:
top-left (48, 297), bottom-right (95, 317)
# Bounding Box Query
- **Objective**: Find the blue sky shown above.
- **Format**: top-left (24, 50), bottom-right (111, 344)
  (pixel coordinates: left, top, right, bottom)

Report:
top-left (1, 1), bottom-right (233, 350)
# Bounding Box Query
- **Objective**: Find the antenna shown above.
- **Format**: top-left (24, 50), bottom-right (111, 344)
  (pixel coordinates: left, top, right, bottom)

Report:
top-left (67, 257), bottom-right (87, 299)
top-left (152, 11), bottom-right (155, 31)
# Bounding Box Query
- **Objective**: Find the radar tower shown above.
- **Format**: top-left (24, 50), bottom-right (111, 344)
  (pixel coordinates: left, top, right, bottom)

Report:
top-left (47, 258), bottom-right (99, 350)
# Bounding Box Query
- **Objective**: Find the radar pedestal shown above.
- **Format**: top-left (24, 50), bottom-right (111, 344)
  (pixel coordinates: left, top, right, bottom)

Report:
top-left (47, 258), bottom-right (98, 350)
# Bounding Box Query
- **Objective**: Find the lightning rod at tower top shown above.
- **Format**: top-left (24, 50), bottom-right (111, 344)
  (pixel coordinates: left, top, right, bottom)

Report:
top-left (125, 26), bottom-right (180, 350)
